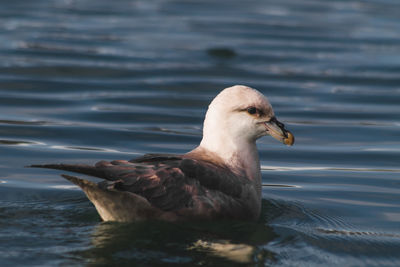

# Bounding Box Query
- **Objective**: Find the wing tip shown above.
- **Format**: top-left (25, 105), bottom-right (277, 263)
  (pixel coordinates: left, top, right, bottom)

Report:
top-left (27, 164), bottom-right (70, 170)
top-left (27, 164), bottom-right (54, 168)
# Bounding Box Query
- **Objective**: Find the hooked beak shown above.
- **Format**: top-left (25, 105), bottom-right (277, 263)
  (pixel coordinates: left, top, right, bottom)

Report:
top-left (264, 117), bottom-right (294, 146)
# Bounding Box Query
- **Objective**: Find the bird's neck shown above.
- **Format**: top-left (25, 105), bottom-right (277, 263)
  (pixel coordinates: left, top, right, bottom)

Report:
top-left (200, 135), bottom-right (258, 171)
top-left (195, 133), bottom-right (262, 188)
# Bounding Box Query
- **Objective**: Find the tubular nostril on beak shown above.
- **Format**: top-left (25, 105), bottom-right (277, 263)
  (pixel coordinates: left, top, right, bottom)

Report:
top-left (270, 116), bottom-right (285, 129)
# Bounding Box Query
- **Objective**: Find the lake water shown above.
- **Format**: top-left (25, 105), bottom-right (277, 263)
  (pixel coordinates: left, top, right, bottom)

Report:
top-left (1, 0), bottom-right (399, 266)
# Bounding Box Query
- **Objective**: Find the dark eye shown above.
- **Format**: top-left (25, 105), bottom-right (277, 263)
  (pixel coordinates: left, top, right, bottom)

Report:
top-left (247, 107), bottom-right (257, 115)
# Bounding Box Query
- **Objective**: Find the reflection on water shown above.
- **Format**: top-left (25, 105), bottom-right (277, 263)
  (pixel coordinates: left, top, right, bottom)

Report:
top-left (1, 0), bottom-right (400, 265)
top-left (83, 214), bottom-right (277, 265)
top-left (0, 139), bottom-right (44, 146)
top-left (190, 240), bottom-right (255, 264)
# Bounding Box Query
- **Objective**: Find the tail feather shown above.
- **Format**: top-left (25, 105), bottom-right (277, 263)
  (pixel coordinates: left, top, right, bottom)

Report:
top-left (29, 164), bottom-right (108, 179)
top-left (60, 174), bottom-right (173, 222)
top-left (61, 174), bottom-right (97, 188)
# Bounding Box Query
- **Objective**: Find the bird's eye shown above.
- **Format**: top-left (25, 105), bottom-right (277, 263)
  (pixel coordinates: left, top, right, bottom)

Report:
top-left (247, 107), bottom-right (257, 115)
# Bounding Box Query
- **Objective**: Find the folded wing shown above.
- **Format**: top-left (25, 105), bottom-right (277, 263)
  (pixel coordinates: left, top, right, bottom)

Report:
top-left (31, 154), bottom-right (253, 221)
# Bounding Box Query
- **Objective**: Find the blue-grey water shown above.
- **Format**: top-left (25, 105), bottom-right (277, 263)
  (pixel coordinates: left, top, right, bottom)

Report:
top-left (1, 0), bottom-right (400, 266)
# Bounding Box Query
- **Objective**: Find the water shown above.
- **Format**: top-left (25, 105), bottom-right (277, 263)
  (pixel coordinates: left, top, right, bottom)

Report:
top-left (1, 0), bottom-right (399, 265)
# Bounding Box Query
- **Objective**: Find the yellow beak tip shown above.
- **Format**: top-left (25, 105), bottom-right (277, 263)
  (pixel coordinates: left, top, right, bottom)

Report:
top-left (284, 131), bottom-right (295, 146)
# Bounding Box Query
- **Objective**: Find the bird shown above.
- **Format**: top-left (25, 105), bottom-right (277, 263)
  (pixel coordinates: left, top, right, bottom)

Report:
top-left (31, 85), bottom-right (294, 222)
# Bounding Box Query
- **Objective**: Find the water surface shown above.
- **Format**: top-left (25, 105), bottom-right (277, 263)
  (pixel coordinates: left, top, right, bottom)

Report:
top-left (1, 0), bottom-right (400, 266)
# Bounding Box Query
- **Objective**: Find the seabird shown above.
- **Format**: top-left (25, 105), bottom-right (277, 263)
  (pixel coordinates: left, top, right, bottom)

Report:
top-left (32, 85), bottom-right (294, 222)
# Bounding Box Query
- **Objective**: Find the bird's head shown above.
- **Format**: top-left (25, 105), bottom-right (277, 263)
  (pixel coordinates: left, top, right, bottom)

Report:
top-left (201, 85), bottom-right (294, 147)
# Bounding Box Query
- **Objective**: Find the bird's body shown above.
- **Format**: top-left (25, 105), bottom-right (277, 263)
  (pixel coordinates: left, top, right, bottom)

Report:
top-left (32, 85), bottom-right (294, 222)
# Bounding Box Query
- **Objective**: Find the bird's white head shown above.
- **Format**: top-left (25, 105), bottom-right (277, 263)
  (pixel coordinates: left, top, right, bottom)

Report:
top-left (199, 85), bottom-right (294, 163)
